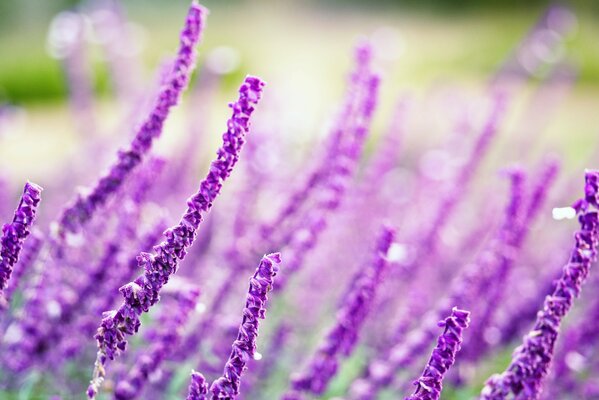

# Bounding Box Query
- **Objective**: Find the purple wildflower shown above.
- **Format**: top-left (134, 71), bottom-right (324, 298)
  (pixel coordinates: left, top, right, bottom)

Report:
top-left (463, 158), bottom-right (559, 361)
top-left (55, 1), bottom-right (207, 239)
top-left (3, 228), bottom-right (42, 302)
top-left (349, 170), bottom-right (527, 400)
top-left (114, 286), bottom-right (200, 400)
top-left (188, 371), bottom-right (209, 400)
top-left (480, 170), bottom-right (599, 400)
top-left (404, 307), bottom-right (470, 400)
top-left (0, 182), bottom-right (42, 309)
top-left (381, 93), bottom-right (507, 349)
top-left (284, 225), bottom-right (395, 397)
top-left (257, 41), bottom-right (376, 250)
top-left (188, 253), bottom-right (280, 400)
top-left (277, 60), bottom-right (379, 289)
top-left (87, 75), bottom-right (265, 399)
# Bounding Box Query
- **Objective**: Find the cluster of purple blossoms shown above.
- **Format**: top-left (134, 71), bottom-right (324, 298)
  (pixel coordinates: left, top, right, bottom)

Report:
top-left (0, 182), bottom-right (42, 308)
top-left (187, 253), bottom-right (281, 400)
top-left (88, 74), bottom-right (265, 398)
top-left (1, 2), bottom-right (599, 400)
top-left (405, 307), bottom-right (470, 400)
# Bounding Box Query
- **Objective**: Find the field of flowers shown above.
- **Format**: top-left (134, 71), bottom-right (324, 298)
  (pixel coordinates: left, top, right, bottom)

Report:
top-left (1, 1), bottom-right (599, 399)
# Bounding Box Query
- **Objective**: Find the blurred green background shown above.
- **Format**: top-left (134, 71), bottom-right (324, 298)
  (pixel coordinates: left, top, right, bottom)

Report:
top-left (1, 0), bottom-right (599, 186)
top-left (1, 0), bottom-right (599, 105)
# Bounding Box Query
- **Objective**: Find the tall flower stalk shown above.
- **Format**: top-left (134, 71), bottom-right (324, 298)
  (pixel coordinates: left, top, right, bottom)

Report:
top-left (186, 253), bottom-right (281, 400)
top-left (87, 75), bottom-right (265, 399)
top-left (55, 1), bottom-right (207, 239)
top-left (404, 307), bottom-right (470, 400)
top-left (284, 225), bottom-right (395, 398)
top-left (0, 182), bottom-right (42, 309)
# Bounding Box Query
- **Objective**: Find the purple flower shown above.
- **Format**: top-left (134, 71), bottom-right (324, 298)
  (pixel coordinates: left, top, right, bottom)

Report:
top-left (114, 287), bottom-right (200, 400)
top-left (285, 225), bottom-right (395, 397)
top-left (276, 50), bottom-right (379, 289)
top-left (404, 307), bottom-right (470, 400)
top-left (187, 371), bottom-right (210, 400)
top-left (55, 1), bottom-right (207, 239)
top-left (257, 41), bottom-right (377, 252)
top-left (463, 159), bottom-right (559, 361)
top-left (0, 182), bottom-right (42, 309)
top-left (88, 75), bottom-right (265, 399)
top-left (3, 228), bottom-right (42, 302)
top-left (480, 170), bottom-right (599, 400)
top-left (188, 253), bottom-right (280, 400)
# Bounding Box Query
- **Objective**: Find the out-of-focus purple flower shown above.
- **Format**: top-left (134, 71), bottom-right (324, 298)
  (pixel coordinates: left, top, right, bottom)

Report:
top-left (381, 93), bottom-right (507, 351)
top-left (55, 1), bottom-right (207, 239)
top-left (187, 253), bottom-right (280, 400)
top-left (47, 10), bottom-right (97, 137)
top-left (404, 307), bottom-right (470, 400)
top-left (257, 41), bottom-right (376, 251)
top-left (7, 159), bottom-right (166, 367)
top-left (463, 159), bottom-right (558, 361)
top-left (349, 167), bottom-right (528, 400)
top-left (0, 182), bottom-right (42, 309)
top-left (88, 75), bottom-right (265, 399)
top-left (480, 170), bottom-right (599, 400)
top-left (277, 48), bottom-right (379, 290)
top-left (114, 286), bottom-right (200, 400)
top-left (0, 176), bottom-right (11, 221)
top-left (284, 225), bottom-right (395, 397)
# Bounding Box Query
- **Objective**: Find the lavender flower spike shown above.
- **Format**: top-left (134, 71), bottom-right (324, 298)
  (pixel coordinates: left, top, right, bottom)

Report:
top-left (0, 182), bottom-right (42, 308)
top-left (114, 287), bottom-right (200, 399)
top-left (405, 307), bottom-right (470, 400)
top-left (191, 252), bottom-right (280, 400)
top-left (56, 1), bottom-right (207, 239)
top-left (480, 170), bottom-right (599, 400)
top-left (88, 75), bottom-right (265, 399)
top-left (285, 225), bottom-right (395, 398)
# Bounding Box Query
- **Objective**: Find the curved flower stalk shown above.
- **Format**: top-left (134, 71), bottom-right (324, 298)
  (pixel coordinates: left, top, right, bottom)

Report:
top-left (91, 221), bottom-right (168, 322)
top-left (3, 228), bottom-right (42, 303)
top-left (404, 307), bottom-right (470, 400)
top-left (114, 286), bottom-right (200, 400)
top-left (0, 182), bottom-right (42, 309)
top-left (186, 253), bottom-right (281, 400)
top-left (87, 75), bottom-right (265, 399)
top-left (54, 221), bottom-right (168, 363)
top-left (55, 1), bottom-right (207, 239)
top-left (283, 226), bottom-right (395, 398)
top-left (480, 170), bottom-right (599, 400)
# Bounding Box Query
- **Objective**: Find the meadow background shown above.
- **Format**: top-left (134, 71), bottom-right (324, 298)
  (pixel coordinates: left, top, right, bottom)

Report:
top-left (2, 1), bottom-right (599, 399)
